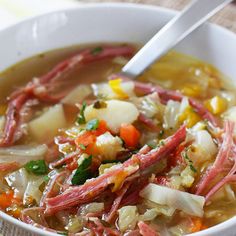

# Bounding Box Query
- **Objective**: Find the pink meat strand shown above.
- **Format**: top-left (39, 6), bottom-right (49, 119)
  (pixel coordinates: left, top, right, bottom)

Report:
top-left (195, 121), bottom-right (235, 200)
top-left (50, 150), bottom-right (81, 168)
top-left (0, 45), bottom-right (135, 147)
top-left (105, 182), bottom-right (131, 223)
top-left (138, 221), bottom-right (159, 236)
top-left (45, 125), bottom-right (186, 215)
top-left (40, 170), bottom-right (69, 207)
top-left (0, 162), bottom-right (20, 172)
top-left (138, 113), bottom-right (161, 132)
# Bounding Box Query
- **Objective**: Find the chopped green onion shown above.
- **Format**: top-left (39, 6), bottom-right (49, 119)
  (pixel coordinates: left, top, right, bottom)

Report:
top-left (25, 160), bottom-right (48, 175)
top-left (181, 148), bottom-right (197, 173)
top-left (76, 102), bottom-right (87, 125)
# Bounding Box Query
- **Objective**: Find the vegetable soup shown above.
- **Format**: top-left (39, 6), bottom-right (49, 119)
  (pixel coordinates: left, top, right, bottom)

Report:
top-left (0, 44), bottom-right (236, 235)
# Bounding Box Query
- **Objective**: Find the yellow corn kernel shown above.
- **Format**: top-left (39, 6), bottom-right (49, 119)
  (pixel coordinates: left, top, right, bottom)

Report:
top-left (181, 84), bottom-right (202, 98)
top-left (0, 104), bottom-right (7, 115)
top-left (178, 106), bottom-right (201, 128)
top-left (109, 78), bottom-right (128, 99)
top-left (204, 96), bottom-right (227, 115)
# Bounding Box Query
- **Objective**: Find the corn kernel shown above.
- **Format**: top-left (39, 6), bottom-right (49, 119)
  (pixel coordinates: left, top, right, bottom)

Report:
top-left (204, 96), bottom-right (227, 115)
top-left (109, 78), bottom-right (128, 99)
top-left (178, 106), bottom-right (201, 128)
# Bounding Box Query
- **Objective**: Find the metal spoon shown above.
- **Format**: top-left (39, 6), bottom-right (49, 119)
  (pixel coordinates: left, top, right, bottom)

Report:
top-left (122, 0), bottom-right (233, 78)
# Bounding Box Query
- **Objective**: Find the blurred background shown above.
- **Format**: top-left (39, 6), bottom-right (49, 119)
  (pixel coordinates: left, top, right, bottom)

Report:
top-left (0, 0), bottom-right (236, 32)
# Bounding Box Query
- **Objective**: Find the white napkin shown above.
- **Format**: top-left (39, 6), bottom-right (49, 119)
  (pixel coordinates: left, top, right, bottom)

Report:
top-left (0, 0), bottom-right (80, 30)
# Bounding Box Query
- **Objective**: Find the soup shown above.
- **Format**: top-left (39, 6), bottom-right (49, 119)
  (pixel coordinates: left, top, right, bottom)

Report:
top-left (0, 44), bottom-right (236, 235)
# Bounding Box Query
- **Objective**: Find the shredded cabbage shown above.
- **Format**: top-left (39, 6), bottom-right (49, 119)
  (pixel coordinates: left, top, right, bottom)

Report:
top-left (140, 183), bottom-right (205, 217)
top-left (118, 206), bottom-right (139, 232)
top-left (0, 144), bottom-right (48, 165)
top-left (96, 132), bottom-right (124, 161)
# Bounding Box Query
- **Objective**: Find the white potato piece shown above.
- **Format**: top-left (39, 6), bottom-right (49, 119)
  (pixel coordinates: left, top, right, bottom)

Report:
top-left (28, 104), bottom-right (67, 142)
top-left (140, 183), bottom-right (205, 217)
top-left (84, 100), bottom-right (139, 133)
top-left (62, 85), bottom-right (92, 105)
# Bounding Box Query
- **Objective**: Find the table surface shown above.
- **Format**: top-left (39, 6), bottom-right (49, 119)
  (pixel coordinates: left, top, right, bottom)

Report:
top-left (1, 0), bottom-right (236, 235)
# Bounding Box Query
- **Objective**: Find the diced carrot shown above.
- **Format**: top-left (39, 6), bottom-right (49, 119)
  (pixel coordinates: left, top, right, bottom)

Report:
top-left (120, 123), bottom-right (141, 148)
top-left (191, 217), bottom-right (206, 233)
top-left (75, 131), bottom-right (98, 155)
top-left (94, 120), bottom-right (109, 136)
top-left (0, 191), bottom-right (14, 209)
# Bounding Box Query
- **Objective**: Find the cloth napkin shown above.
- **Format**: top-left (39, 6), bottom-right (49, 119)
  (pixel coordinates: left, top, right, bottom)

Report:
top-left (0, 0), bottom-right (80, 30)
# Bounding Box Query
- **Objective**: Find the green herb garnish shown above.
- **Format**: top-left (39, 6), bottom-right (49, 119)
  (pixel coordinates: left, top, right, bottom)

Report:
top-left (91, 46), bottom-right (103, 55)
top-left (25, 160), bottom-right (48, 175)
top-left (181, 148), bottom-right (197, 173)
top-left (86, 119), bottom-right (99, 131)
top-left (71, 155), bottom-right (93, 185)
top-left (76, 102), bottom-right (87, 125)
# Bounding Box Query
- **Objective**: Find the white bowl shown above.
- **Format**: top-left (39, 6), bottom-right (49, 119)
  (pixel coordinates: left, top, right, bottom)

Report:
top-left (0, 3), bottom-right (236, 236)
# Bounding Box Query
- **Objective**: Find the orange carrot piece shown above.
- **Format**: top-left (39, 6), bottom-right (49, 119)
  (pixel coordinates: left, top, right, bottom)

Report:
top-left (120, 123), bottom-right (141, 148)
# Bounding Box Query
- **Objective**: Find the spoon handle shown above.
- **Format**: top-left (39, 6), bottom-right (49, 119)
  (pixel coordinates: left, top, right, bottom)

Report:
top-left (122, 0), bottom-right (233, 78)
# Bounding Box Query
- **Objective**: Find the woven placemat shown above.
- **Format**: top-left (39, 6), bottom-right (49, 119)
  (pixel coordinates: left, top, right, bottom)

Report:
top-left (1, 1), bottom-right (236, 235)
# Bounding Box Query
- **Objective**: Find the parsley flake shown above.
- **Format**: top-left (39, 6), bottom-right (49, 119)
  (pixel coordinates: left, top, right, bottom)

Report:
top-left (76, 102), bottom-right (87, 125)
top-left (71, 155), bottom-right (93, 185)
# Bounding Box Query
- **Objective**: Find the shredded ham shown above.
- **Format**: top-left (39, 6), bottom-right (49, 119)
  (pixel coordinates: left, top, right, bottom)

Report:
top-left (138, 113), bottom-right (160, 132)
top-left (88, 217), bottom-right (120, 236)
top-left (40, 171), bottom-right (69, 207)
top-left (105, 182), bottom-right (131, 223)
top-left (45, 125), bottom-right (186, 215)
top-left (195, 121), bottom-right (235, 201)
top-left (0, 45), bottom-right (135, 147)
top-left (50, 150), bottom-right (81, 168)
top-left (138, 221), bottom-right (159, 236)
top-left (0, 162), bottom-right (20, 172)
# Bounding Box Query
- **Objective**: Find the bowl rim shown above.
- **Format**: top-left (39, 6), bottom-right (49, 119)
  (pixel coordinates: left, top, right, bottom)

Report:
top-left (0, 2), bottom-right (236, 236)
